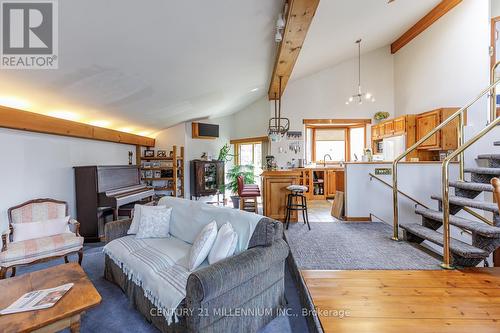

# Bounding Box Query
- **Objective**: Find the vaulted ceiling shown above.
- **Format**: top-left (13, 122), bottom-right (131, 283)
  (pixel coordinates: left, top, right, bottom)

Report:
top-left (0, 0), bottom-right (443, 137)
top-left (0, 0), bottom-right (281, 136)
top-left (291, 0), bottom-right (441, 80)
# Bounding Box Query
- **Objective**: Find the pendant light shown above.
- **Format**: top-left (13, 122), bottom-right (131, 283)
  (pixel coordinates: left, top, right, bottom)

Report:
top-left (346, 39), bottom-right (375, 105)
top-left (268, 76), bottom-right (290, 142)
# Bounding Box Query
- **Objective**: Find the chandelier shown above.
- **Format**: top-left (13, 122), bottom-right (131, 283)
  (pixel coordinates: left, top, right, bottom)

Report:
top-left (268, 76), bottom-right (289, 142)
top-left (346, 39), bottom-right (375, 105)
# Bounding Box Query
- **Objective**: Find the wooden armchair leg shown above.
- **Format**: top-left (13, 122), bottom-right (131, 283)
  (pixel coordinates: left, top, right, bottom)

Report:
top-left (10, 266), bottom-right (16, 277)
top-left (78, 249), bottom-right (83, 265)
top-left (0, 267), bottom-right (7, 279)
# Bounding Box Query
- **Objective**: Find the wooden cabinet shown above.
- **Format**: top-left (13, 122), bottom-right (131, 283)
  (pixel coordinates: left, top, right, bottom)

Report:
top-left (393, 116), bottom-right (406, 135)
top-left (326, 170), bottom-right (337, 197)
top-left (262, 171), bottom-right (299, 222)
top-left (383, 121), bottom-right (394, 137)
top-left (326, 170), bottom-right (345, 197)
top-left (190, 160), bottom-right (225, 198)
top-left (372, 125), bottom-right (380, 140)
top-left (415, 108), bottom-right (462, 151)
top-left (416, 110), bottom-right (441, 149)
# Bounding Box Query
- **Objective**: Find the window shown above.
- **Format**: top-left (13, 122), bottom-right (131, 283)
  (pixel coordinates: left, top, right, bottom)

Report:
top-left (304, 121), bottom-right (367, 163)
top-left (315, 129), bottom-right (346, 162)
top-left (231, 137), bottom-right (267, 179)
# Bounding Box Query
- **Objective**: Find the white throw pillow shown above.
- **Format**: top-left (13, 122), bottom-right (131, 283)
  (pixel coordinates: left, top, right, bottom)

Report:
top-left (12, 216), bottom-right (71, 242)
top-left (208, 223), bottom-right (238, 265)
top-left (135, 207), bottom-right (172, 239)
top-left (188, 221), bottom-right (218, 271)
top-left (128, 204), bottom-right (167, 235)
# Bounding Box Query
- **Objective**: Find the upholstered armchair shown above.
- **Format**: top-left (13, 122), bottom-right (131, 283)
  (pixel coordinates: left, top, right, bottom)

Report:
top-left (0, 199), bottom-right (84, 279)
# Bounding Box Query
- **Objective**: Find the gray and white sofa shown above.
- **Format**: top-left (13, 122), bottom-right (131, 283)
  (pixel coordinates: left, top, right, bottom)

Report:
top-left (103, 197), bottom-right (289, 333)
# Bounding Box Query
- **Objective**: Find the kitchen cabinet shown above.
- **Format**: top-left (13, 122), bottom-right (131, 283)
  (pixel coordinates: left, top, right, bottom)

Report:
top-left (372, 125), bottom-right (380, 140)
top-left (393, 116), bottom-right (406, 135)
top-left (416, 108), bottom-right (463, 151)
top-left (261, 171), bottom-right (300, 222)
top-left (383, 121), bottom-right (394, 137)
top-left (326, 170), bottom-right (337, 197)
top-left (326, 170), bottom-right (344, 197)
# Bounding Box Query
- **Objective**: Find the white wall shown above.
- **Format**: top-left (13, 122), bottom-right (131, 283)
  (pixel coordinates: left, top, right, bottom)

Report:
top-left (154, 115), bottom-right (235, 199)
top-left (394, 0), bottom-right (490, 128)
top-left (230, 97), bottom-right (269, 140)
top-left (281, 46), bottom-right (395, 128)
top-left (492, 0), bottom-right (500, 17)
top-left (0, 128), bottom-right (133, 232)
top-left (269, 46), bottom-right (394, 167)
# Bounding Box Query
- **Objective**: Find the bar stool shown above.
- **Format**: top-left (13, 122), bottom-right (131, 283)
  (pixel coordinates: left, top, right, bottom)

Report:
top-left (285, 185), bottom-right (310, 230)
top-left (237, 176), bottom-right (261, 213)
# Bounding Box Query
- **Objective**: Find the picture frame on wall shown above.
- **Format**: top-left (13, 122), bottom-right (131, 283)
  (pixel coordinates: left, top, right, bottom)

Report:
top-left (144, 149), bottom-right (155, 157)
top-left (157, 150), bottom-right (167, 158)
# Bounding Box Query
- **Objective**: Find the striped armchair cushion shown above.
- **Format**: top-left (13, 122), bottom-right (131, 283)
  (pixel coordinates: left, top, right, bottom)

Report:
top-left (10, 202), bottom-right (66, 224)
top-left (0, 233), bottom-right (83, 267)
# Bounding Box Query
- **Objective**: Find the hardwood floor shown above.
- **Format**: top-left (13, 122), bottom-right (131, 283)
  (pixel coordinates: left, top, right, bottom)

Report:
top-left (301, 268), bottom-right (500, 333)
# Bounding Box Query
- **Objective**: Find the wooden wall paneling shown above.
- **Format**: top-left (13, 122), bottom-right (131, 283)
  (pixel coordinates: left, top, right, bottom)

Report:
top-left (391, 0), bottom-right (462, 54)
top-left (0, 106), bottom-right (155, 146)
top-left (268, 0), bottom-right (320, 100)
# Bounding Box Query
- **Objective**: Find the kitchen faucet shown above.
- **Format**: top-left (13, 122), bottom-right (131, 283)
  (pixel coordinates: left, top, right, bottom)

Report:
top-left (323, 154), bottom-right (332, 167)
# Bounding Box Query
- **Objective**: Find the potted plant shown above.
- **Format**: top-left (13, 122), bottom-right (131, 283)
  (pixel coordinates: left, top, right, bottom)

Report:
top-left (225, 164), bottom-right (255, 208)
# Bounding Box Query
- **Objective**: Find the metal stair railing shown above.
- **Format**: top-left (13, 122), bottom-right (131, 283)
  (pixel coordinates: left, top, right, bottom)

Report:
top-left (392, 77), bottom-right (500, 268)
top-left (441, 115), bottom-right (500, 269)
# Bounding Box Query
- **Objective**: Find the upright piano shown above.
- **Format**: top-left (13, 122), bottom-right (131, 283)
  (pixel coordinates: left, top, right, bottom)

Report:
top-left (74, 165), bottom-right (154, 242)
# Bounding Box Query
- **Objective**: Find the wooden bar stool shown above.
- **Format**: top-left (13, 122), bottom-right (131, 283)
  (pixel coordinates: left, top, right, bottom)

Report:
top-left (285, 185), bottom-right (310, 230)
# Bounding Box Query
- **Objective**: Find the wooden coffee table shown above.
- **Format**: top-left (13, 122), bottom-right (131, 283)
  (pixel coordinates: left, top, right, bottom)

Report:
top-left (0, 263), bottom-right (101, 333)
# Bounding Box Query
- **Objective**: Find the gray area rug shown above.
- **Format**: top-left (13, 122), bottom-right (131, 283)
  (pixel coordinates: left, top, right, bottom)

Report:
top-left (285, 222), bottom-right (441, 270)
top-left (16, 244), bottom-right (309, 333)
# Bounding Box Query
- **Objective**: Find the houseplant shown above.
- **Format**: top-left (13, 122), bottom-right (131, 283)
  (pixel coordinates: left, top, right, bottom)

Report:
top-left (225, 164), bottom-right (255, 208)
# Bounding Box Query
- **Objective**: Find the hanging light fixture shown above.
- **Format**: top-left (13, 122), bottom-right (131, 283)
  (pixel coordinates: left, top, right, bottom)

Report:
top-left (268, 76), bottom-right (290, 142)
top-left (346, 39), bottom-right (375, 105)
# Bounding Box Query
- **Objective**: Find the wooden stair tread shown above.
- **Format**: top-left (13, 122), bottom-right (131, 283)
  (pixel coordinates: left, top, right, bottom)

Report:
top-left (401, 223), bottom-right (488, 258)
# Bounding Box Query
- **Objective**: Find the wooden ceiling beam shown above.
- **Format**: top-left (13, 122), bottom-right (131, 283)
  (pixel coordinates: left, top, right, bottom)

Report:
top-left (0, 106), bottom-right (155, 147)
top-left (268, 0), bottom-right (320, 100)
top-left (391, 0), bottom-right (462, 54)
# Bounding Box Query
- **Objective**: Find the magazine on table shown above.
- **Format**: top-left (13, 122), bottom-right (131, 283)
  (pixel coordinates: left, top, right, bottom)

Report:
top-left (0, 283), bottom-right (73, 315)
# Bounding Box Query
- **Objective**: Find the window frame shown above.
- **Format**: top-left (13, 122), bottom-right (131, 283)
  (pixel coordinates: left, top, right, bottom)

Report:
top-left (305, 124), bottom-right (367, 163)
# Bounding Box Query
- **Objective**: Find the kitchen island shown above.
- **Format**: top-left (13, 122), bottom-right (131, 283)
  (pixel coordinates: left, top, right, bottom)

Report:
top-left (261, 167), bottom-right (345, 222)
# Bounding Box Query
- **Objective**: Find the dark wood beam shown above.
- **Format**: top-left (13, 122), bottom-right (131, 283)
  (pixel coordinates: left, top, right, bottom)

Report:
top-left (391, 0), bottom-right (462, 54)
top-left (0, 106), bottom-right (155, 147)
top-left (268, 0), bottom-right (320, 100)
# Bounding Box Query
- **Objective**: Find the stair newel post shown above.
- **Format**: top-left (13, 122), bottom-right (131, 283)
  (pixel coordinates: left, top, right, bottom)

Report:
top-left (441, 159), bottom-right (453, 270)
top-left (458, 111), bottom-right (465, 181)
top-left (392, 160), bottom-right (399, 241)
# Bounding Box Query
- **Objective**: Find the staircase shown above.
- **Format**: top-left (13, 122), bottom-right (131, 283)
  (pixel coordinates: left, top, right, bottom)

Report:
top-left (401, 144), bottom-right (500, 267)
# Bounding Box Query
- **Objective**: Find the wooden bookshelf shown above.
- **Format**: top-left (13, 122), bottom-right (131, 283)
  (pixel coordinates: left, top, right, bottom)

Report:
top-left (139, 145), bottom-right (184, 198)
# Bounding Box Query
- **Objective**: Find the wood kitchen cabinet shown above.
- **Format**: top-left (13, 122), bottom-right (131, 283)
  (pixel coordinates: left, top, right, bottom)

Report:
top-left (383, 121), bottom-right (394, 137)
top-left (393, 116), bottom-right (406, 135)
top-left (261, 171), bottom-right (300, 222)
top-left (416, 108), bottom-right (463, 151)
top-left (372, 124), bottom-right (380, 140)
top-left (326, 170), bottom-right (344, 197)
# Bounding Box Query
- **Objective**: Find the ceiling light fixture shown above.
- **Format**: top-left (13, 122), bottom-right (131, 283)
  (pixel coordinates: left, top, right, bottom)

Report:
top-left (268, 76), bottom-right (290, 142)
top-left (275, 4), bottom-right (287, 44)
top-left (346, 39), bottom-right (375, 105)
